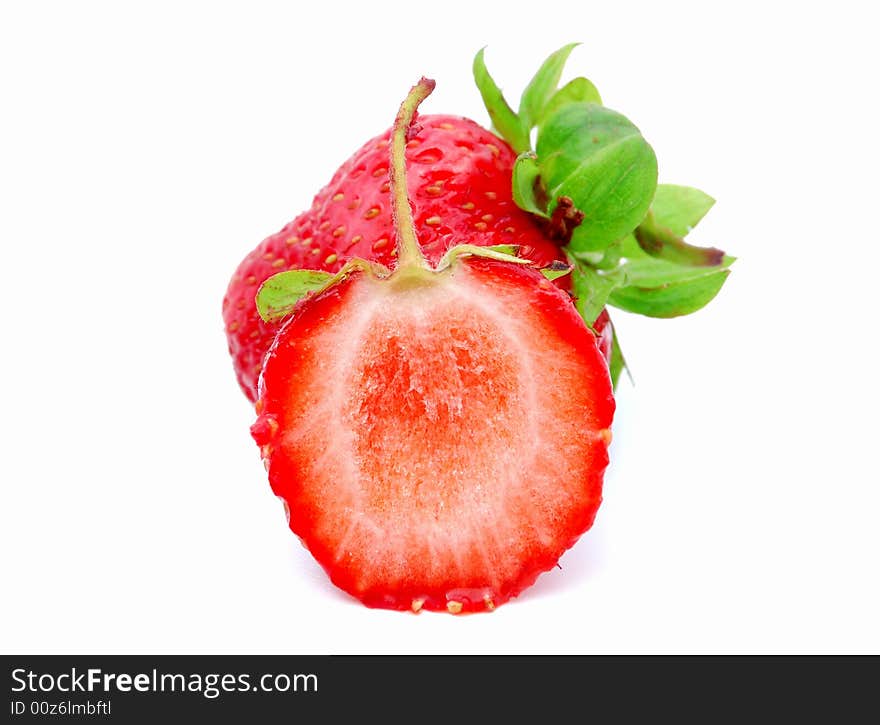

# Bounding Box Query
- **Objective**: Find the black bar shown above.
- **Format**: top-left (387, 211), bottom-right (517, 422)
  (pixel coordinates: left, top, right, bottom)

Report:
top-left (2, 655), bottom-right (876, 721)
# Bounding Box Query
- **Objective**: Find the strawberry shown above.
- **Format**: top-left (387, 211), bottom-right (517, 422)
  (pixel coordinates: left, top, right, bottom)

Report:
top-left (223, 114), bottom-right (567, 403)
top-left (251, 79), bottom-right (614, 612)
top-left (227, 44), bottom-right (734, 613)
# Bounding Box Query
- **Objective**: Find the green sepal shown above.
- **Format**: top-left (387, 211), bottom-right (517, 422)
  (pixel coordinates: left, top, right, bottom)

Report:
top-left (256, 259), bottom-right (391, 323)
top-left (650, 184), bottom-right (715, 237)
top-left (469, 43), bottom-right (736, 334)
top-left (480, 243), bottom-right (521, 257)
top-left (607, 256), bottom-right (734, 318)
top-left (538, 77), bottom-right (602, 126)
top-left (572, 237), bottom-right (623, 271)
top-left (635, 209), bottom-right (725, 266)
top-left (519, 43), bottom-right (579, 131)
top-left (540, 260), bottom-right (573, 281)
top-left (437, 243), bottom-right (530, 270)
top-left (537, 103), bottom-right (658, 252)
top-left (571, 260), bottom-right (625, 327)
top-left (511, 152), bottom-right (550, 218)
top-left (571, 249), bottom-right (604, 266)
top-left (608, 321), bottom-right (629, 391)
top-left (623, 183), bottom-right (723, 266)
top-left (473, 48), bottom-right (530, 153)
top-left (256, 269), bottom-right (334, 322)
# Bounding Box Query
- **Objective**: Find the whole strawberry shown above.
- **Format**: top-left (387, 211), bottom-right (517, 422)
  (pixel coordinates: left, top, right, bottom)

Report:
top-left (223, 115), bottom-right (566, 403)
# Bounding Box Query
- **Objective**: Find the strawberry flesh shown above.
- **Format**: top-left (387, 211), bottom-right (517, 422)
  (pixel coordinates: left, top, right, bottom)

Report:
top-left (253, 258), bottom-right (614, 612)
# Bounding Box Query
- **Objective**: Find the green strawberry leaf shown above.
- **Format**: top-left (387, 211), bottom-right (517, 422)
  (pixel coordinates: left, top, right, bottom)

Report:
top-left (651, 184), bottom-right (715, 237)
top-left (512, 152), bottom-right (550, 218)
top-left (540, 260), bottom-right (573, 281)
top-left (482, 243), bottom-right (520, 256)
top-left (537, 103), bottom-right (658, 252)
top-left (571, 260), bottom-right (625, 327)
top-left (519, 43), bottom-right (579, 132)
top-left (635, 209), bottom-right (725, 266)
top-left (608, 256), bottom-right (733, 317)
top-left (620, 254), bottom-right (735, 285)
top-left (619, 233), bottom-right (641, 257)
top-left (620, 184), bottom-right (715, 256)
top-left (256, 269), bottom-right (333, 322)
top-left (608, 321), bottom-right (629, 391)
top-left (538, 77), bottom-right (602, 125)
top-left (570, 236), bottom-right (623, 270)
top-left (571, 249), bottom-right (604, 266)
top-left (473, 48), bottom-right (530, 154)
top-left (470, 43), bottom-right (736, 337)
top-left (438, 243), bottom-right (530, 269)
top-left (621, 183), bottom-right (723, 266)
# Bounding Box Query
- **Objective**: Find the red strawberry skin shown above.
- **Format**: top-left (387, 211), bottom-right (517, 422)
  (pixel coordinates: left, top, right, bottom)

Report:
top-left (223, 114), bottom-right (568, 403)
top-left (252, 258), bottom-right (615, 613)
top-left (593, 308), bottom-right (612, 362)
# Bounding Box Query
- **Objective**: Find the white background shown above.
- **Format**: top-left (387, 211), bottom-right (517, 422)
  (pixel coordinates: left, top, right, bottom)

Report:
top-left (2, 1), bottom-right (878, 654)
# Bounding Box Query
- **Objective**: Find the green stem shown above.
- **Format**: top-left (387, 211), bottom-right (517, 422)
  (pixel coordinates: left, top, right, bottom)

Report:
top-left (390, 77), bottom-right (435, 270)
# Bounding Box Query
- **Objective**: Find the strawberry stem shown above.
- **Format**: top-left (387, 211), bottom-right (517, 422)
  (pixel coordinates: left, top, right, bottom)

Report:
top-left (390, 77), bottom-right (436, 271)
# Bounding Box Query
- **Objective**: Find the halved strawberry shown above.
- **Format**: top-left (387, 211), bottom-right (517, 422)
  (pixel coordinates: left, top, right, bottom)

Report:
top-left (251, 79), bottom-right (613, 613)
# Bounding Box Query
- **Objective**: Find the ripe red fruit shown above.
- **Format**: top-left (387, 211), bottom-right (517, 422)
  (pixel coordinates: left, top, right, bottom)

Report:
top-left (250, 79), bottom-right (614, 613)
top-left (223, 114), bottom-right (568, 403)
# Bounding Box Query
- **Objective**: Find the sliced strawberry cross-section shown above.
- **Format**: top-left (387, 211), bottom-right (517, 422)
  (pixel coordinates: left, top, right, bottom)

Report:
top-left (251, 79), bottom-right (614, 613)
